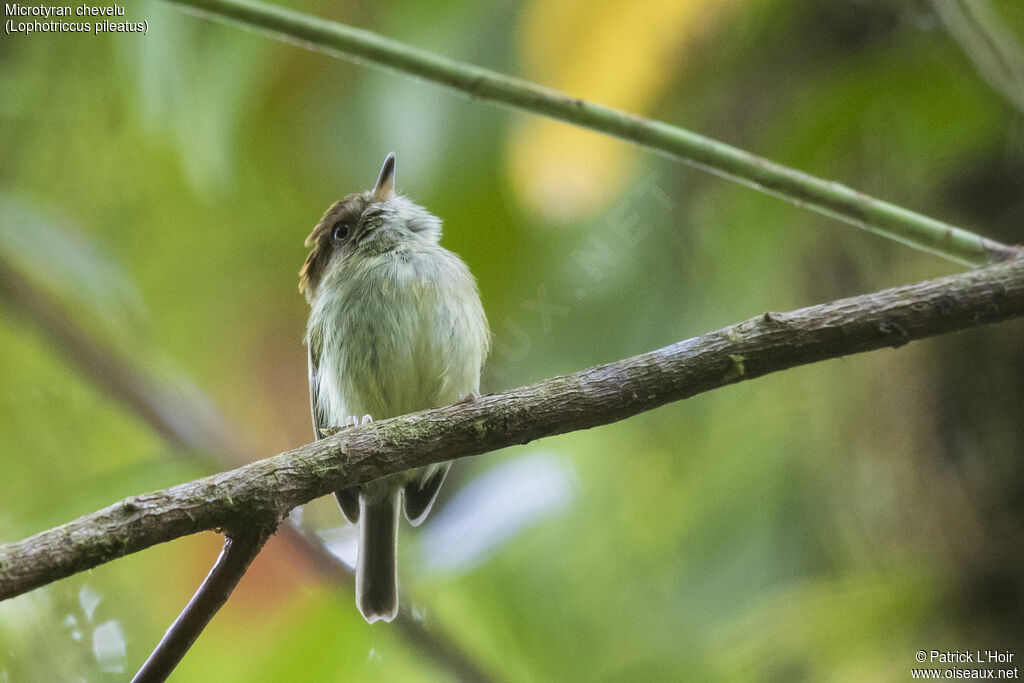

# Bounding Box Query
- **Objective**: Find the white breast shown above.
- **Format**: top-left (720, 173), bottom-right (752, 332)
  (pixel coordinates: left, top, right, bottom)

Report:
top-left (309, 242), bottom-right (488, 426)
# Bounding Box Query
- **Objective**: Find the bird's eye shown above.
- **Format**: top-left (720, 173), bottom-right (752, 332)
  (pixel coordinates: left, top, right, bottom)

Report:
top-left (331, 221), bottom-right (350, 242)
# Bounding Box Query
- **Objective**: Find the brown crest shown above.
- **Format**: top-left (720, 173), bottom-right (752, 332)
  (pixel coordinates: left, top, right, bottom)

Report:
top-left (299, 153), bottom-right (397, 301)
top-left (298, 193), bottom-right (369, 300)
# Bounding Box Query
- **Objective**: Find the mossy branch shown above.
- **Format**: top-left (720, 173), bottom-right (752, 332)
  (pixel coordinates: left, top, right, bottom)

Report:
top-left (3, 255), bottom-right (1023, 599)
top-left (162, 0), bottom-right (1021, 266)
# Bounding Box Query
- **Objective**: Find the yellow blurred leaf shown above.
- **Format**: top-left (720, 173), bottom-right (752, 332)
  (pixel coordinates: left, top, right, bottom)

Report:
top-left (509, 0), bottom-right (740, 220)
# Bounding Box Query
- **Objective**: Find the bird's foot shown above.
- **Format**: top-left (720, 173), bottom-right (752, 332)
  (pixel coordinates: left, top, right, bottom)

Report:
top-left (319, 415), bottom-right (373, 437)
top-left (457, 391), bottom-right (481, 405)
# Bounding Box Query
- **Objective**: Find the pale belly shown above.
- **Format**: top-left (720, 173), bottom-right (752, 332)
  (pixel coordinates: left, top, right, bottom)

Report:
top-left (311, 246), bottom-right (486, 426)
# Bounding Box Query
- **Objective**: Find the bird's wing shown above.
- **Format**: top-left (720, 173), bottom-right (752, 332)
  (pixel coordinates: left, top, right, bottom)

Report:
top-left (403, 462), bottom-right (451, 526)
top-left (309, 341), bottom-right (361, 523)
top-left (308, 341), bottom-right (325, 441)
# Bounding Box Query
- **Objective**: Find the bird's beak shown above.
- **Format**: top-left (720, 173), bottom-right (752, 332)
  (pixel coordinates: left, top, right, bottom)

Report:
top-left (372, 152), bottom-right (396, 203)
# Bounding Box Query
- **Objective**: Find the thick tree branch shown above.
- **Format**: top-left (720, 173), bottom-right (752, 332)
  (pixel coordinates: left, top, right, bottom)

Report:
top-left (2, 255), bottom-right (1024, 600)
top-left (164, 0), bottom-right (1019, 266)
top-left (132, 526), bottom-right (274, 683)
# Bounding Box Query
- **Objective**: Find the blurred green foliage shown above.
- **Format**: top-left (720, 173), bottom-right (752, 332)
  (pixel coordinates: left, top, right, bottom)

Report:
top-left (1, 0), bottom-right (1022, 680)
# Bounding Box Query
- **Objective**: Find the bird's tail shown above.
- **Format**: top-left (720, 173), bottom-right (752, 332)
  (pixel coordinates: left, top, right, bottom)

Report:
top-left (356, 488), bottom-right (400, 623)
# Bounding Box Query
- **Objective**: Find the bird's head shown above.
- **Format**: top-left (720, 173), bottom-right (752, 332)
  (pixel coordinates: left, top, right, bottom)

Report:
top-left (299, 153), bottom-right (442, 303)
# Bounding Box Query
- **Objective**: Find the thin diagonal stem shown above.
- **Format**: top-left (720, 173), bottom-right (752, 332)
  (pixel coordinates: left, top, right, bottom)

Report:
top-left (0, 255), bottom-right (224, 453)
top-left (164, 0), bottom-right (1019, 266)
top-left (932, 0), bottom-right (1024, 114)
top-left (132, 526), bottom-right (273, 683)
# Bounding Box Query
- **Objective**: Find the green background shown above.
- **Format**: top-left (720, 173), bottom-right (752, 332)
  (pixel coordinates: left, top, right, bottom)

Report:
top-left (1, 0), bottom-right (1022, 680)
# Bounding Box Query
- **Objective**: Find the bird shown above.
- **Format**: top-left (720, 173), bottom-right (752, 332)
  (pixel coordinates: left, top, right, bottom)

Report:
top-left (299, 153), bottom-right (489, 623)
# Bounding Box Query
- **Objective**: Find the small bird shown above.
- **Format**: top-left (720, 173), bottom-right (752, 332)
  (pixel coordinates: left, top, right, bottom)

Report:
top-left (299, 153), bottom-right (490, 623)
